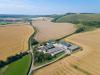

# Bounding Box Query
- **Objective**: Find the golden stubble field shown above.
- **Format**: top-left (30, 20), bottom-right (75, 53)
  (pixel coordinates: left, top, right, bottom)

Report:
top-left (33, 29), bottom-right (100, 75)
top-left (32, 21), bottom-right (76, 42)
top-left (0, 23), bottom-right (34, 60)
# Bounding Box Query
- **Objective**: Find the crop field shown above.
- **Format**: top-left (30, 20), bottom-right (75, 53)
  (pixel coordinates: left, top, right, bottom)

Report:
top-left (0, 24), bottom-right (34, 60)
top-left (33, 29), bottom-right (100, 75)
top-left (32, 21), bottom-right (76, 42)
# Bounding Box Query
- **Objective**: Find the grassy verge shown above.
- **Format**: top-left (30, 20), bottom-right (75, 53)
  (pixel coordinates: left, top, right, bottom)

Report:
top-left (34, 51), bottom-right (65, 67)
top-left (0, 54), bottom-right (31, 75)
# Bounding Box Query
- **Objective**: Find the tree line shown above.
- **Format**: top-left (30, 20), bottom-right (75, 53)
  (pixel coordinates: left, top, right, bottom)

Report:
top-left (0, 52), bottom-right (28, 68)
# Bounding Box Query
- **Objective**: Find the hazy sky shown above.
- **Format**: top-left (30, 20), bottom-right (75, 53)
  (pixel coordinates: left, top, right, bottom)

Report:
top-left (0, 0), bottom-right (100, 15)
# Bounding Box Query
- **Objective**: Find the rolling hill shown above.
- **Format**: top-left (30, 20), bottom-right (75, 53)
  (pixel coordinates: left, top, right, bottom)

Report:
top-left (52, 14), bottom-right (100, 23)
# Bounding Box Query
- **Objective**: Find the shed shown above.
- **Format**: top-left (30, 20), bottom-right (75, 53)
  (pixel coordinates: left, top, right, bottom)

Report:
top-left (68, 45), bottom-right (80, 52)
top-left (61, 42), bottom-right (71, 47)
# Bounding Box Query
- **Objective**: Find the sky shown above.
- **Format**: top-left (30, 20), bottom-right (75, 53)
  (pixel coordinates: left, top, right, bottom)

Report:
top-left (0, 0), bottom-right (100, 15)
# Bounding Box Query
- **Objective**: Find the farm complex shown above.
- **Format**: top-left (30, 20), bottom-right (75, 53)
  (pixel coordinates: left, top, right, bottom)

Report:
top-left (37, 41), bottom-right (79, 56)
top-left (0, 23), bottom-right (34, 60)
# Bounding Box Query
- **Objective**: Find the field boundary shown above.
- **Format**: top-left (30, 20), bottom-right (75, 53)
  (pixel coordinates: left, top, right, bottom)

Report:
top-left (56, 32), bottom-right (75, 41)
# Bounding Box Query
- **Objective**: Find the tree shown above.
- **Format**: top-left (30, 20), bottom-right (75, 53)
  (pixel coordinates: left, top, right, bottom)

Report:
top-left (44, 53), bottom-right (52, 60)
top-left (75, 27), bottom-right (84, 33)
top-left (31, 39), bottom-right (38, 45)
top-left (34, 51), bottom-right (45, 63)
top-left (0, 60), bottom-right (6, 68)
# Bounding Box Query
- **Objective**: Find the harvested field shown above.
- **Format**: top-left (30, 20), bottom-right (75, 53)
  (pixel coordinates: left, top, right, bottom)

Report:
top-left (0, 24), bottom-right (34, 60)
top-left (33, 29), bottom-right (100, 75)
top-left (32, 21), bottom-right (75, 42)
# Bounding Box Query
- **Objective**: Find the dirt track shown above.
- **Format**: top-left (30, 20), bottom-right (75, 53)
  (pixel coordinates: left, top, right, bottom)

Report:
top-left (33, 29), bottom-right (100, 75)
top-left (32, 21), bottom-right (75, 42)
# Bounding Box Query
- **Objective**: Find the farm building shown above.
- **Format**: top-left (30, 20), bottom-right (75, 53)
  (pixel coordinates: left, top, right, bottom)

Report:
top-left (68, 45), bottom-right (80, 52)
top-left (60, 42), bottom-right (71, 47)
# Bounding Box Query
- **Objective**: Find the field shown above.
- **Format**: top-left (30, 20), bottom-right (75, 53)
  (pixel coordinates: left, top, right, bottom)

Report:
top-left (32, 20), bottom-right (75, 42)
top-left (0, 23), bottom-right (34, 60)
top-left (33, 29), bottom-right (100, 75)
top-left (0, 54), bottom-right (31, 75)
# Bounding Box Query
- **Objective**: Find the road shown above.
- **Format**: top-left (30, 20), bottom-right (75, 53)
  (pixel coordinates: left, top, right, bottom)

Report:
top-left (27, 45), bottom-right (34, 75)
top-left (27, 23), bottom-right (36, 75)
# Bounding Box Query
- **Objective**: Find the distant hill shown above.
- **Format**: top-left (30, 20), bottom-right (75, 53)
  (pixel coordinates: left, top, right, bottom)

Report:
top-left (0, 14), bottom-right (57, 18)
top-left (52, 13), bottom-right (100, 23)
top-left (0, 14), bottom-right (33, 18)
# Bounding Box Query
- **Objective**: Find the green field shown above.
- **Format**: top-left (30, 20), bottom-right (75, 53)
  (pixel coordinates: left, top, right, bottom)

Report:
top-left (0, 22), bottom-right (13, 25)
top-left (0, 54), bottom-right (31, 75)
top-left (52, 14), bottom-right (100, 23)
